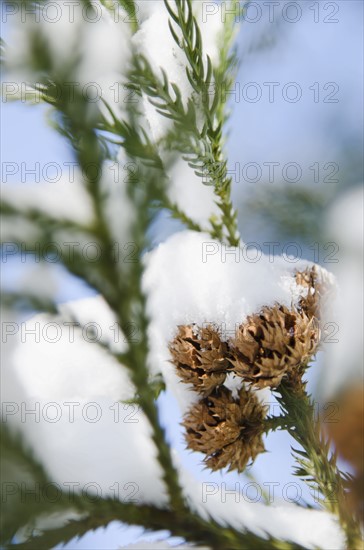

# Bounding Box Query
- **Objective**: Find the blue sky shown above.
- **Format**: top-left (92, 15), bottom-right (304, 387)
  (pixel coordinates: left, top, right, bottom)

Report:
top-left (1, 1), bottom-right (363, 548)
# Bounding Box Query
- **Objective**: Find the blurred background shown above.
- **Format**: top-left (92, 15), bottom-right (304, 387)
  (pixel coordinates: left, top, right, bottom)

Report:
top-left (1, 1), bottom-right (363, 548)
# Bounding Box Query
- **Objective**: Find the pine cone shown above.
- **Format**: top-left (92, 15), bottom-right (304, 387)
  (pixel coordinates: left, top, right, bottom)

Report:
top-left (295, 266), bottom-right (333, 322)
top-left (169, 324), bottom-right (230, 395)
top-left (229, 305), bottom-right (320, 388)
top-left (183, 386), bottom-right (266, 472)
top-left (295, 266), bottom-right (321, 318)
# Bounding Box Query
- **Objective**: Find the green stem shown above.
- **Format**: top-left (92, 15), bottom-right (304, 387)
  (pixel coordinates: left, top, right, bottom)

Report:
top-left (162, 0), bottom-right (241, 246)
top-left (276, 378), bottom-right (362, 548)
top-left (9, 497), bottom-right (307, 550)
top-left (264, 414), bottom-right (292, 433)
top-left (162, 196), bottom-right (204, 232)
top-left (179, 0), bottom-right (240, 247)
top-left (53, 80), bottom-right (186, 513)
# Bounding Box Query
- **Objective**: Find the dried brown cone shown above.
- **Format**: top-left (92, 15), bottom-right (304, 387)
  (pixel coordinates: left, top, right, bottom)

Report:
top-left (295, 265), bottom-right (333, 321)
top-left (183, 386), bottom-right (266, 472)
top-left (169, 324), bottom-right (230, 395)
top-left (295, 266), bottom-right (321, 319)
top-left (229, 305), bottom-right (320, 389)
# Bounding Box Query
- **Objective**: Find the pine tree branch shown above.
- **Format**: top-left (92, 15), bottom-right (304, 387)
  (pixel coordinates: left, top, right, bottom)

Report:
top-left (129, 55), bottom-right (239, 245)
top-left (264, 414), bottom-right (293, 433)
top-left (0, 292), bottom-right (58, 315)
top-left (117, 0), bottom-right (139, 33)
top-left (162, 0), bottom-right (240, 246)
top-left (48, 76), bottom-right (187, 512)
top-left (7, 496), bottom-right (308, 550)
top-left (162, 196), bottom-right (204, 232)
top-left (127, 0), bottom-right (240, 246)
top-left (4, 39), bottom-right (187, 512)
top-left (2, 5), bottom-right (339, 549)
top-left (275, 377), bottom-right (363, 548)
top-left (0, 423), bottom-right (84, 546)
top-left (98, 99), bottom-right (206, 233)
top-left (2, 424), bottom-right (306, 550)
top-left (0, 201), bottom-right (94, 237)
top-left (98, 0), bottom-right (139, 33)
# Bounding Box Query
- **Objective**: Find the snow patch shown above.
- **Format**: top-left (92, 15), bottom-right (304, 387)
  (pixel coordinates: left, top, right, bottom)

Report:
top-left (143, 230), bottom-right (328, 412)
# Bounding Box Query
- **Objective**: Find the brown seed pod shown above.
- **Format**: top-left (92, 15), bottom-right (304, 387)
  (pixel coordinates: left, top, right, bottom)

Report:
top-left (228, 305), bottom-right (320, 388)
top-left (183, 386), bottom-right (266, 472)
top-left (295, 265), bottom-right (334, 322)
top-left (295, 266), bottom-right (321, 319)
top-left (169, 324), bottom-right (230, 395)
